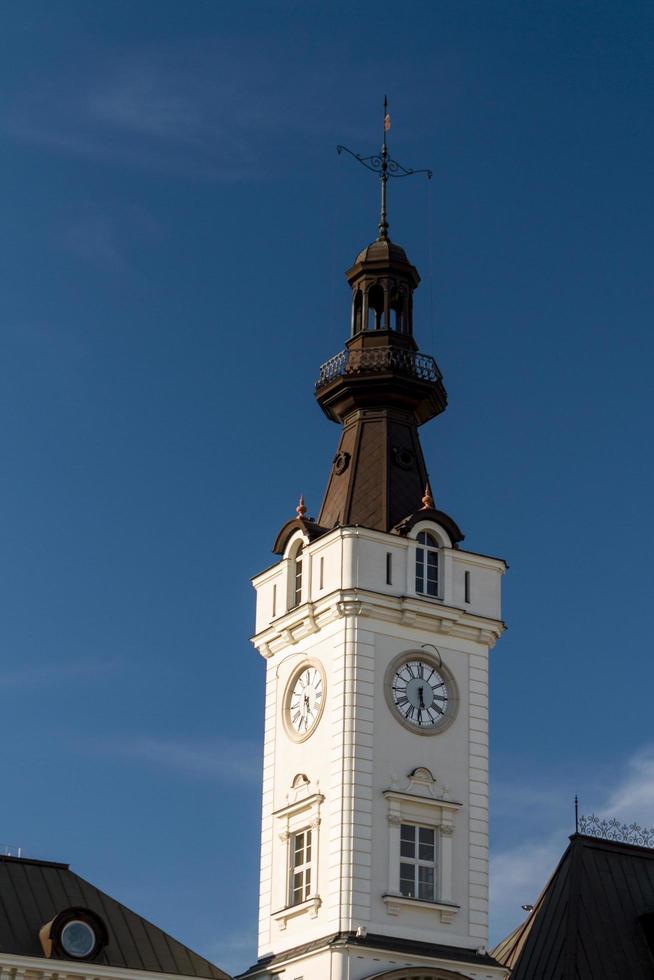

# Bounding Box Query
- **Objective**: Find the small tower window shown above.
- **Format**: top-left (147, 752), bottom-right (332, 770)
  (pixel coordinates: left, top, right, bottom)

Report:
top-left (464, 570), bottom-right (470, 604)
top-left (352, 288), bottom-right (363, 335)
top-left (390, 287), bottom-right (404, 333)
top-left (416, 531), bottom-right (439, 597)
top-left (368, 283), bottom-right (385, 330)
top-left (400, 823), bottom-right (437, 901)
top-left (290, 543), bottom-right (303, 609)
top-left (386, 552), bottom-right (392, 585)
top-left (289, 827), bottom-right (312, 906)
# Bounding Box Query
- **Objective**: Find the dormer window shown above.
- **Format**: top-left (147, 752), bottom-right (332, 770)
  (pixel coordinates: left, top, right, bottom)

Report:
top-left (291, 543), bottom-right (304, 609)
top-left (416, 531), bottom-right (439, 597)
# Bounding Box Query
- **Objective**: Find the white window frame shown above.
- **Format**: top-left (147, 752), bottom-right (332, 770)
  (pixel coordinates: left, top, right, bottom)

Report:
top-left (407, 521), bottom-right (454, 605)
top-left (289, 826), bottom-right (313, 906)
top-left (271, 788), bottom-right (323, 929)
top-left (415, 530), bottom-right (440, 598)
top-left (399, 822), bottom-right (437, 902)
top-left (383, 768), bottom-right (461, 924)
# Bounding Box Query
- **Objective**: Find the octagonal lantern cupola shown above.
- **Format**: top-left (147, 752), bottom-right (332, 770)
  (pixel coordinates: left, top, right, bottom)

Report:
top-left (348, 237), bottom-right (419, 346)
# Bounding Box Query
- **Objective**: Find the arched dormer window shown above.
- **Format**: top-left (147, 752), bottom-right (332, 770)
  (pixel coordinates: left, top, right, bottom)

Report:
top-left (416, 531), bottom-right (439, 597)
top-left (290, 542), bottom-right (304, 608)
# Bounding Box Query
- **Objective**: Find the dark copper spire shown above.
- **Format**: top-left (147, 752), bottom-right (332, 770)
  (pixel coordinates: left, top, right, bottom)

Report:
top-left (306, 106), bottom-right (461, 538)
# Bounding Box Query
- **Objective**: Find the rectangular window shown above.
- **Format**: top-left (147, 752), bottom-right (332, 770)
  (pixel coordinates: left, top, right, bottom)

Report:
top-left (386, 552), bottom-right (392, 585)
top-left (319, 555), bottom-right (324, 590)
top-left (399, 823), bottom-right (436, 901)
top-left (290, 828), bottom-right (312, 906)
top-left (416, 548), bottom-right (438, 597)
top-left (293, 555), bottom-right (303, 608)
top-left (272, 583), bottom-right (277, 617)
top-left (464, 570), bottom-right (470, 604)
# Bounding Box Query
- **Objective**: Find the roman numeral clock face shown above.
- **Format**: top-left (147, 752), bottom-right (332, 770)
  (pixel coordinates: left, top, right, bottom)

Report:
top-left (284, 662), bottom-right (326, 741)
top-left (386, 654), bottom-right (457, 735)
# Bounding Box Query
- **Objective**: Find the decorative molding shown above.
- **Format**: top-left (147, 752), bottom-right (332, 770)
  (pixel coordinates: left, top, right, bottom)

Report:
top-left (273, 792), bottom-right (325, 820)
top-left (382, 893), bottom-right (460, 923)
top-left (271, 895), bottom-right (322, 930)
top-left (383, 789), bottom-right (462, 814)
top-left (251, 588), bottom-right (504, 659)
top-left (579, 813), bottom-right (654, 848)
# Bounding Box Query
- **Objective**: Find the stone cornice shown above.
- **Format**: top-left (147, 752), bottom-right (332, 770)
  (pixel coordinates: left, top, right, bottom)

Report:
top-left (252, 588), bottom-right (505, 658)
top-left (0, 952), bottom-right (206, 980)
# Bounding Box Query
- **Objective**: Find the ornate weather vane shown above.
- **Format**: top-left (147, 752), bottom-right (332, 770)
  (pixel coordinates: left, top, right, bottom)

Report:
top-left (337, 96), bottom-right (432, 242)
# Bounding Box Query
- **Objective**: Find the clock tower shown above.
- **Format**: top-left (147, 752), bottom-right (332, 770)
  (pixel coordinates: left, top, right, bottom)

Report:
top-left (239, 123), bottom-right (507, 980)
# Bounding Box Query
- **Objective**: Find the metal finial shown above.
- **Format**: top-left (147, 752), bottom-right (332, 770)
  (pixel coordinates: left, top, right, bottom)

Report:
top-left (421, 481), bottom-right (435, 510)
top-left (575, 795), bottom-right (579, 834)
top-left (296, 494), bottom-right (307, 519)
top-left (337, 97), bottom-right (432, 242)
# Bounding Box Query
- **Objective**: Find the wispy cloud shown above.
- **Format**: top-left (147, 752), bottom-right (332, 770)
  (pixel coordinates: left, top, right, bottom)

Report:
top-left (0, 658), bottom-right (118, 690)
top-left (59, 206), bottom-right (162, 273)
top-left (490, 744), bottom-right (654, 945)
top-left (107, 734), bottom-right (261, 785)
top-left (2, 39), bottom-right (351, 180)
top-left (601, 745), bottom-right (654, 821)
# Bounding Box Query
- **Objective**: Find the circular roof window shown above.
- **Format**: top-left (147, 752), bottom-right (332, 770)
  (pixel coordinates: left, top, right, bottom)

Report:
top-left (60, 919), bottom-right (97, 959)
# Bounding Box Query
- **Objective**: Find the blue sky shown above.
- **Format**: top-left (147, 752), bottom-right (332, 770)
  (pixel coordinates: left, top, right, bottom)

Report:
top-left (1, 0), bottom-right (653, 973)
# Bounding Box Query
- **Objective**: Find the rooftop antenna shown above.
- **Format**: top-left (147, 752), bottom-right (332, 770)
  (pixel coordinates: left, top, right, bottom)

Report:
top-left (337, 96), bottom-right (432, 242)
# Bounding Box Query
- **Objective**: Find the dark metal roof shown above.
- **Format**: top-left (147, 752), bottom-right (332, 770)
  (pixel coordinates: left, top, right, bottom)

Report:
top-left (493, 834), bottom-right (654, 979)
top-left (0, 855), bottom-right (230, 979)
top-left (236, 929), bottom-right (501, 977)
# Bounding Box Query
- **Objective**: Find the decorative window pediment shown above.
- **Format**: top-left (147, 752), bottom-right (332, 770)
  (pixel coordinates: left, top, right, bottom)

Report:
top-left (271, 777), bottom-right (323, 930)
top-left (383, 769), bottom-right (461, 924)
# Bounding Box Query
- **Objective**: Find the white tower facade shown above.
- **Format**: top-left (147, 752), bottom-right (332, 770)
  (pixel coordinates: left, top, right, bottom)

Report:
top-left (245, 520), bottom-right (506, 980)
top-left (239, 144), bottom-right (507, 980)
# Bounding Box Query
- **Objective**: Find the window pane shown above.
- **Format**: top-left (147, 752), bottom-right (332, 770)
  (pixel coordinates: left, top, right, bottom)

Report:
top-left (400, 838), bottom-right (415, 858)
top-left (400, 864), bottom-right (415, 897)
top-left (401, 824), bottom-right (416, 842)
top-left (427, 551), bottom-right (438, 569)
top-left (305, 868), bottom-right (311, 895)
top-left (427, 578), bottom-right (438, 596)
top-left (419, 839), bottom-right (434, 861)
top-left (418, 865), bottom-right (435, 901)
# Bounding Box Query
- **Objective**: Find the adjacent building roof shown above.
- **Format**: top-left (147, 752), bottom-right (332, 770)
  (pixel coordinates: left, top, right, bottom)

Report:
top-left (0, 855), bottom-right (230, 979)
top-left (493, 833), bottom-right (654, 979)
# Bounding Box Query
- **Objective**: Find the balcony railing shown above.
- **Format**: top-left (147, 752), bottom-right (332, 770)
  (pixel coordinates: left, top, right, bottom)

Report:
top-left (316, 347), bottom-right (442, 390)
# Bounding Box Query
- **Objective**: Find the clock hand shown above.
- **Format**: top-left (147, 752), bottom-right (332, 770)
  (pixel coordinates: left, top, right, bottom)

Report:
top-left (418, 685), bottom-right (425, 709)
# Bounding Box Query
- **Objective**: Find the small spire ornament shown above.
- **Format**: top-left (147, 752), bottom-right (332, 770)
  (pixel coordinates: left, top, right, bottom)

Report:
top-left (421, 482), bottom-right (435, 510)
top-left (296, 494), bottom-right (307, 519)
top-left (337, 96), bottom-right (432, 243)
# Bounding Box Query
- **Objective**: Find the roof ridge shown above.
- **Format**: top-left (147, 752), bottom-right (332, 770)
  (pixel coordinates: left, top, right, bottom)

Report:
top-left (0, 855), bottom-right (69, 870)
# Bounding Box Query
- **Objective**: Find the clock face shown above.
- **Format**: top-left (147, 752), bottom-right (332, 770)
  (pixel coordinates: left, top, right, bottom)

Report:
top-left (286, 663), bottom-right (325, 739)
top-left (391, 658), bottom-right (450, 730)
